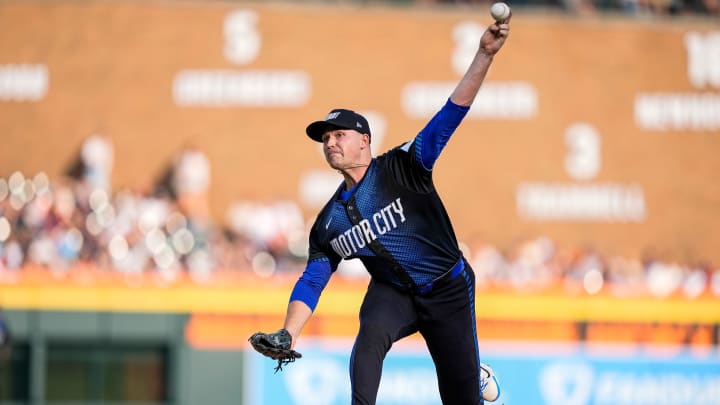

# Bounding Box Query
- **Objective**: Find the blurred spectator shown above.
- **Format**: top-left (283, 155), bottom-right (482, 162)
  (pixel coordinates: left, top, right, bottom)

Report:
top-left (226, 197), bottom-right (307, 275)
top-left (80, 134), bottom-right (114, 192)
top-left (171, 144), bottom-right (212, 221)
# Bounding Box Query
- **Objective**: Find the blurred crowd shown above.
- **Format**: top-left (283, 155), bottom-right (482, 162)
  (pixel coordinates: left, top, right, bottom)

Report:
top-left (0, 135), bottom-right (309, 284)
top-left (467, 236), bottom-right (719, 299)
top-left (0, 135), bottom-right (718, 299)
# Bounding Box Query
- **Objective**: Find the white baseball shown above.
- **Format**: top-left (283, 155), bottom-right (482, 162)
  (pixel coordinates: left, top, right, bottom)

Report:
top-left (490, 2), bottom-right (511, 21)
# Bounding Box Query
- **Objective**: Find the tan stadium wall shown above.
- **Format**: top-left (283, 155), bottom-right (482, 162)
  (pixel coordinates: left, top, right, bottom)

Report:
top-left (0, 1), bottom-right (718, 263)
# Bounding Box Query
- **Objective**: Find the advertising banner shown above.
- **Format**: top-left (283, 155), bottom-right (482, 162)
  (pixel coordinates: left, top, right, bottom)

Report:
top-left (244, 339), bottom-right (720, 405)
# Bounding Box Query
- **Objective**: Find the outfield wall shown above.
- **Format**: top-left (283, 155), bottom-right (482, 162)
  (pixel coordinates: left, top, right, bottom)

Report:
top-left (4, 306), bottom-right (719, 405)
top-left (0, 1), bottom-right (719, 262)
top-left (2, 270), bottom-right (720, 404)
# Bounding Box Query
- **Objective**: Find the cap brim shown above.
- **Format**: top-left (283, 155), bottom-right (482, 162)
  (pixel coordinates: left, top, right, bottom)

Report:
top-left (305, 121), bottom-right (350, 142)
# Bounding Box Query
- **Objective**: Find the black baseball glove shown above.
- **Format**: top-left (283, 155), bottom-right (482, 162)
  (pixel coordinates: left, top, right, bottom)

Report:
top-left (248, 328), bottom-right (302, 373)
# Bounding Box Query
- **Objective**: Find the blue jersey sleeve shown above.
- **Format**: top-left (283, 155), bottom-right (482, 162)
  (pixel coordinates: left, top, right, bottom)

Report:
top-left (289, 258), bottom-right (333, 311)
top-left (415, 98), bottom-right (470, 170)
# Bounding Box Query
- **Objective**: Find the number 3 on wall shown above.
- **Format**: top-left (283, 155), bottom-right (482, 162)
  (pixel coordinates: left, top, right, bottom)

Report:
top-left (564, 122), bottom-right (601, 181)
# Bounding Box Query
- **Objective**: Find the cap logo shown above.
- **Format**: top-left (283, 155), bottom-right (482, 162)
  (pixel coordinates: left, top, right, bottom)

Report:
top-left (356, 122), bottom-right (362, 128)
top-left (326, 112), bottom-right (341, 120)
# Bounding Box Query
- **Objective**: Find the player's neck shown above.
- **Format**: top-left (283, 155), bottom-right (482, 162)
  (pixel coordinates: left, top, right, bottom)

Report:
top-left (339, 164), bottom-right (369, 191)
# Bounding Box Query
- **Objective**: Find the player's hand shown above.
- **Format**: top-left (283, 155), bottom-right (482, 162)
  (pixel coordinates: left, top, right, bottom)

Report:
top-left (248, 329), bottom-right (302, 373)
top-left (480, 13), bottom-right (511, 57)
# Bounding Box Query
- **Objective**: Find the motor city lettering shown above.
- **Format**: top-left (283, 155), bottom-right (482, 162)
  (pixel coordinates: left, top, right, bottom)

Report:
top-left (330, 198), bottom-right (405, 258)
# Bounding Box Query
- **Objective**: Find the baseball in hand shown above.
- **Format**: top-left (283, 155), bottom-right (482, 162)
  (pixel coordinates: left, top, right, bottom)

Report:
top-left (490, 2), bottom-right (511, 21)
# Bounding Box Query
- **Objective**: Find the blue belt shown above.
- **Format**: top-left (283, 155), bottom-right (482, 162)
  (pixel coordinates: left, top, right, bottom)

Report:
top-left (417, 259), bottom-right (465, 295)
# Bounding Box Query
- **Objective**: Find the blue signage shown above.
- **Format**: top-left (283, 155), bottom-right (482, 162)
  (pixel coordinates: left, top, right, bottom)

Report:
top-left (244, 340), bottom-right (720, 405)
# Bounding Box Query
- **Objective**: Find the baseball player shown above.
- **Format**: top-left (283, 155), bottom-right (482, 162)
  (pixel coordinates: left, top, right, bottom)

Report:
top-left (251, 15), bottom-right (510, 405)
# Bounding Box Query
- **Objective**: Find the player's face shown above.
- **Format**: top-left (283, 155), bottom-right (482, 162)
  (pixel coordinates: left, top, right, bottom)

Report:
top-left (322, 129), bottom-right (368, 170)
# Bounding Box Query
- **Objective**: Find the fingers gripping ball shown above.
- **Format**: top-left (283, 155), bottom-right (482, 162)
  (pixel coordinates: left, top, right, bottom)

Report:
top-left (490, 2), bottom-right (511, 22)
top-left (248, 329), bottom-right (302, 373)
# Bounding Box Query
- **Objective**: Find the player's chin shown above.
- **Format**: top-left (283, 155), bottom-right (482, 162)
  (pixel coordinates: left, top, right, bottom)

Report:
top-left (326, 156), bottom-right (344, 169)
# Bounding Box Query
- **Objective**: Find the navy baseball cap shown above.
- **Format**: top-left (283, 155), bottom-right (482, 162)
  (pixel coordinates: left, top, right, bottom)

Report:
top-left (306, 108), bottom-right (371, 142)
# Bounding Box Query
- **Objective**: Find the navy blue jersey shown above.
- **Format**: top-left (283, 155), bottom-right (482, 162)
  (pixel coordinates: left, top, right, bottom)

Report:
top-left (291, 99), bottom-right (470, 308)
top-left (309, 140), bottom-right (461, 288)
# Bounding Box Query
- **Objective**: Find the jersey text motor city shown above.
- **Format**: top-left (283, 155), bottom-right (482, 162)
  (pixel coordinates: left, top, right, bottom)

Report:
top-left (330, 198), bottom-right (406, 258)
